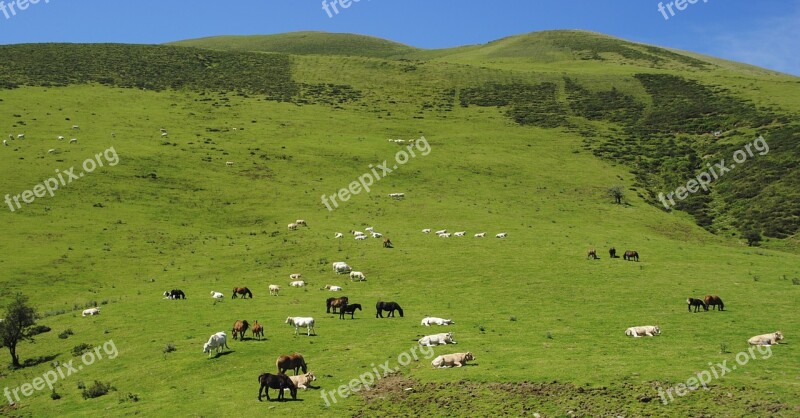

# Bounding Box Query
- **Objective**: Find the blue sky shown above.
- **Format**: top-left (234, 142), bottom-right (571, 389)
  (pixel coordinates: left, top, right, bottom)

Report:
top-left (0, 0), bottom-right (798, 76)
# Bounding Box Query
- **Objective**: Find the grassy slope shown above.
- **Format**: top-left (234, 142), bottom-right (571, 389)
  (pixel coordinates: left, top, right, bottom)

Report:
top-left (0, 32), bottom-right (798, 417)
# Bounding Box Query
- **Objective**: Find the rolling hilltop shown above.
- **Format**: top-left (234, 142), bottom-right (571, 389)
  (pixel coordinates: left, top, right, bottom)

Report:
top-left (0, 31), bottom-right (798, 417)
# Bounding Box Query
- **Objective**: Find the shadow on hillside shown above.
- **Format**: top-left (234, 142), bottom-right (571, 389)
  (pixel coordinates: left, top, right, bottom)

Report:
top-left (212, 351), bottom-right (235, 359)
top-left (22, 354), bottom-right (59, 368)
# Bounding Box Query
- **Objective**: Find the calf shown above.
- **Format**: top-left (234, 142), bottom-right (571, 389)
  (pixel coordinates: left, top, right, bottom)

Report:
top-left (432, 352), bottom-right (474, 368)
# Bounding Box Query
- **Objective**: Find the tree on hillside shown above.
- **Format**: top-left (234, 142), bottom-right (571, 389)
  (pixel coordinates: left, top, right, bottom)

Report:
top-left (608, 185), bottom-right (625, 205)
top-left (0, 293), bottom-right (38, 369)
top-left (743, 228), bottom-right (762, 247)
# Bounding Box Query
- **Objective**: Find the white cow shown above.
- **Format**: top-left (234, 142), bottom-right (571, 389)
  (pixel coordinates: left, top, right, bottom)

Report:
top-left (422, 228), bottom-right (432, 234)
top-left (421, 317), bottom-right (454, 326)
top-left (349, 271), bottom-right (366, 281)
top-left (210, 291), bottom-right (224, 299)
top-left (748, 331), bottom-right (783, 346)
top-left (389, 192), bottom-right (405, 198)
top-left (282, 372), bottom-right (316, 393)
top-left (290, 273), bottom-right (302, 280)
top-left (438, 233), bottom-right (451, 238)
top-left (435, 229), bottom-right (447, 235)
top-left (288, 223), bottom-right (298, 230)
top-left (47, 149), bottom-right (57, 154)
top-left (419, 332), bottom-right (457, 347)
top-left (324, 285), bottom-right (343, 292)
top-left (161, 132), bottom-right (168, 137)
top-left (2, 140), bottom-right (7, 147)
top-left (371, 232), bottom-right (383, 238)
top-left (82, 307), bottom-right (100, 316)
top-left (289, 280), bottom-right (306, 287)
top-left (496, 232), bottom-right (508, 238)
top-left (355, 235), bottom-right (367, 241)
top-left (474, 232), bottom-right (486, 238)
top-left (286, 317), bottom-right (316, 336)
top-left (625, 325), bottom-right (660, 337)
top-left (203, 331), bottom-right (229, 357)
top-left (351, 230), bottom-right (364, 236)
top-left (332, 262), bottom-right (351, 274)
top-left (72, 125), bottom-right (80, 130)
top-left (69, 138), bottom-right (78, 144)
top-left (453, 231), bottom-right (466, 237)
top-left (269, 285), bottom-right (281, 296)
top-left (334, 232), bottom-right (344, 238)
top-left (57, 136), bottom-right (65, 140)
top-left (295, 220), bottom-right (307, 226)
top-left (225, 161), bottom-right (234, 167)
top-left (17, 134), bottom-right (24, 139)
top-left (364, 227), bottom-right (374, 232)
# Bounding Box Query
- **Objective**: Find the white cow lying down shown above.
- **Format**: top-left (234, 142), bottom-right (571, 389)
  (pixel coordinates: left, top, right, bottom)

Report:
top-left (432, 352), bottom-right (474, 368)
top-left (210, 291), bottom-right (224, 299)
top-left (419, 332), bottom-right (457, 346)
top-left (625, 325), bottom-right (660, 337)
top-left (82, 307), bottom-right (100, 316)
top-left (748, 331), bottom-right (783, 346)
top-left (421, 317), bottom-right (454, 326)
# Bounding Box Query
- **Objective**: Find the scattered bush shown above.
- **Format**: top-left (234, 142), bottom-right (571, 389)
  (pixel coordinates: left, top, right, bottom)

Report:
top-left (58, 329), bottom-right (74, 339)
top-left (72, 343), bottom-right (93, 357)
top-left (82, 381), bottom-right (115, 400)
top-left (50, 389), bottom-right (61, 400)
top-left (163, 343), bottom-right (176, 354)
top-left (119, 392), bottom-right (139, 403)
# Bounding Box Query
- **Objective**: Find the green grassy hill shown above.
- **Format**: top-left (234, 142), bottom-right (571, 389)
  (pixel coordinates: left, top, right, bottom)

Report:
top-left (0, 31), bottom-right (798, 417)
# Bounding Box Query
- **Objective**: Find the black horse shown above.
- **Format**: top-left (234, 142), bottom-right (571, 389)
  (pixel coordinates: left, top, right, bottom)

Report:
top-left (687, 298), bottom-right (707, 312)
top-left (339, 303), bottom-right (362, 319)
top-left (609, 247), bottom-right (617, 258)
top-left (258, 373), bottom-right (296, 401)
top-left (164, 289), bottom-right (186, 300)
top-left (376, 301), bottom-right (404, 318)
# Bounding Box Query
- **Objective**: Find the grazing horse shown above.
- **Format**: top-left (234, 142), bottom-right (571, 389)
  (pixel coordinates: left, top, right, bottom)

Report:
top-left (704, 295), bottom-right (724, 311)
top-left (163, 289), bottom-right (186, 299)
top-left (276, 353), bottom-right (308, 375)
top-left (339, 303), bottom-right (362, 319)
top-left (383, 238), bottom-right (393, 248)
top-left (326, 296), bottom-right (349, 314)
top-left (232, 320), bottom-right (250, 341)
top-left (609, 247), bottom-right (617, 258)
top-left (376, 301), bottom-right (404, 318)
top-left (687, 298), bottom-right (707, 312)
top-left (252, 321), bottom-right (264, 340)
top-left (258, 373), bottom-right (296, 401)
top-left (232, 287), bottom-right (253, 299)
top-left (587, 249), bottom-right (598, 260)
top-left (623, 250), bottom-right (639, 262)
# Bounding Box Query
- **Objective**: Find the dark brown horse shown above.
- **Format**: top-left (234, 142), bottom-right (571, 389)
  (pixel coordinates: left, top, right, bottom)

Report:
top-left (704, 295), bottom-right (724, 311)
top-left (232, 320), bottom-right (250, 341)
top-left (258, 373), bottom-right (296, 401)
top-left (623, 250), bottom-right (639, 262)
top-left (339, 303), bottom-right (362, 319)
top-left (232, 287), bottom-right (253, 299)
top-left (687, 298), bottom-right (707, 312)
top-left (587, 249), bottom-right (598, 259)
top-left (252, 321), bottom-right (264, 340)
top-left (376, 301), bottom-right (403, 318)
top-left (383, 238), bottom-right (393, 248)
top-left (609, 247), bottom-right (617, 258)
top-left (276, 353), bottom-right (307, 375)
top-left (326, 296), bottom-right (348, 313)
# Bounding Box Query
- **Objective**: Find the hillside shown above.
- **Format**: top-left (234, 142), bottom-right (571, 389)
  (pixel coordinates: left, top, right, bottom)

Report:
top-left (0, 31), bottom-right (798, 417)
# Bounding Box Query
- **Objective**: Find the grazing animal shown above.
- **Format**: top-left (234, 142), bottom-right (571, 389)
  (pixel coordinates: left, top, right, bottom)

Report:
top-left (609, 247), bottom-right (617, 258)
top-left (421, 317), bottom-right (454, 326)
top-left (284, 372), bottom-right (316, 391)
top-left (225, 161), bottom-right (234, 167)
top-left (47, 149), bottom-right (57, 154)
top-left (251, 321), bottom-right (264, 340)
top-left (435, 229), bottom-right (447, 235)
top-left (748, 331), bottom-right (783, 346)
top-left (355, 235), bottom-right (367, 241)
top-left (364, 226), bottom-right (374, 232)
top-left (210, 291), bottom-right (224, 299)
top-left (161, 132), bottom-right (168, 137)
top-left (72, 125), bottom-right (80, 130)
top-left (339, 303), bottom-right (362, 319)
top-left (383, 238), bottom-right (393, 248)
top-left (232, 287), bottom-right (253, 299)
top-left (419, 332), bottom-right (457, 346)
top-left (334, 232), bottom-right (344, 238)
top-left (8, 134), bottom-right (12, 140)
top-left (623, 251), bottom-right (639, 261)
top-left (285, 317), bottom-right (316, 336)
top-left (454, 231), bottom-right (466, 237)
top-left (422, 229), bottom-right (432, 234)
top-left (163, 289), bottom-right (186, 300)
top-left (351, 230), bottom-right (364, 236)
top-left (69, 138), bottom-right (77, 144)
top-left (295, 220), bottom-right (307, 226)
top-left (587, 249), bottom-right (598, 259)
top-left (17, 134), bottom-right (25, 139)
top-left (82, 307), bottom-right (100, 316)
top-left (289, 273), bottom-right (302, 280)
top-left (432, 352), bottom-right (475, 368)
top-left (376, 301), bottom-right (404, 318)
top-left (269, 285), bottom-right (281, 296)
top-left (703, 295), bottom-right (724, 311)
top-left (496, 232), bottom-right (508, 238)
top-left (389, 192), bottom-right (405, 198)
top-left (326, 296), bottom-right (349, 313)
top-left (276, 353), bottom-right (308, 375)
top-left (350, 271), bottom-right (366, 281)
top-left (288, 223), bottom-right (298, 231)
top-left (2, 140), bottom-right (7, 147)
top-left (371, 231), bottom-right (383, 238)
top-left (687, 298), bottom-right (707, 312)
top-left (57, 135), bottom-right (65, 140)
top-left (438, 233), bottom-right (451, 238)
top-left (202, 331), bottom-right (229, 357)
top-left (332, 262), bottom-right (351, 274)
top-left (257, 373), bottom-right (296, 401)
top-left (474, 232), bottom-right (486, 238)
top-left (625, 325), bottom-right (660, 337)
top-left (289, 280), bottom-right (306, 287)
top-left (232, 320), bottom-right (250, 341)
top-left (324, 285), bottom-right (342, 292)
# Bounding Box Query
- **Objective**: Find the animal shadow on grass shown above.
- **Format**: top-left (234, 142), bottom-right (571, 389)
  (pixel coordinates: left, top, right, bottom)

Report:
top-left (23, 354), bottom-right (59, 368)
top-left (211, 351), bottom-right (235, 359)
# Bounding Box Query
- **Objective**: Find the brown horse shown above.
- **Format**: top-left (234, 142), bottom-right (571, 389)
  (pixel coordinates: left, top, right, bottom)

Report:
top-left (587, 249), bottom-right (598, 259)
top-left (276, 353), bottom-right (307, 375)
top-left (704, 295), bottom-right (724, 311)
top-left (623, 250), bottom-right (639, 262)
top-left (383, 238), bottom-right (393, 248)
top-left (258, 373), bottom-right (296, 401)
top-left (232, 287), bottom-right (253, 299)
top-left (232, 320), bottom-right (249, 341)
top-left (326, 296), bottom-right (348, 313)
top-left (687, 298), bottom-right (707, 312)
top-left (251, 321), bottom-right (264, 340)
